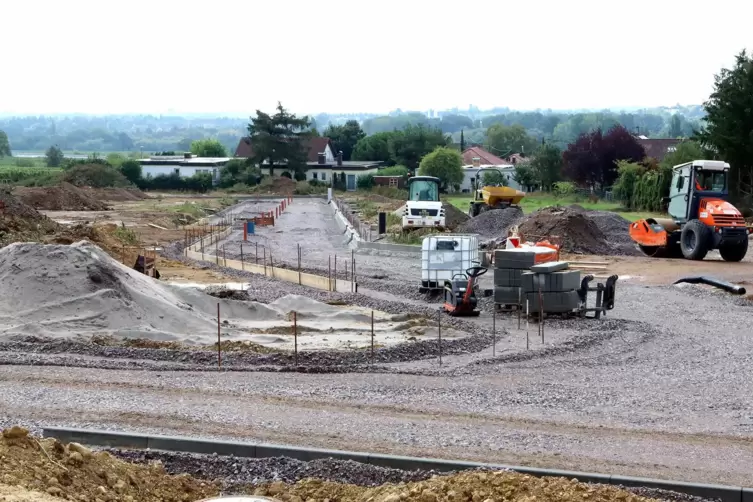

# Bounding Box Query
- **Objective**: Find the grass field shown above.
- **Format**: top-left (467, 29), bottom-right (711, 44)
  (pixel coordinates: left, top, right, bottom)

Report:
top-left (444, 192), bottom-right (661, 222)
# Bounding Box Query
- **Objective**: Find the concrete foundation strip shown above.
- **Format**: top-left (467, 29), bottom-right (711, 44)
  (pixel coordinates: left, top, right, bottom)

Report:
top-left (42, 427), bottom-right (751, 502)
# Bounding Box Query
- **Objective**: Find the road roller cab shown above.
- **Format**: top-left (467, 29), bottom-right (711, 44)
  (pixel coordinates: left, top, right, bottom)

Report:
top-left (629, 160), bottom-right (752, 261)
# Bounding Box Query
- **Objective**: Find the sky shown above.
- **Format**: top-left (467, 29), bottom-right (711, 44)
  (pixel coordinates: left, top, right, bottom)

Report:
top-left (2, 0), bottom-right (752, 116)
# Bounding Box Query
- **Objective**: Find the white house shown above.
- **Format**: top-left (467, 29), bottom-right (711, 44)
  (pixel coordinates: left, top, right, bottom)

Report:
top-left (460, 165), bottom-right (520, 192)
top-left (139, 154), bottom-right (229, 184)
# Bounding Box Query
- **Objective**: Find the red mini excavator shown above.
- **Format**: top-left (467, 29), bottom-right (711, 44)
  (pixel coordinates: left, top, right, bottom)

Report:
top-left (443, 266), bottom-right (487, 316)
top-left (629, 160), bottom-right (752, 261)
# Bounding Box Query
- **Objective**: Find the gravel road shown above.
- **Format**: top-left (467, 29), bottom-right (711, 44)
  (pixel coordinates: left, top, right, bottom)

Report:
top-left (2, 197), bottom-right (753, 490)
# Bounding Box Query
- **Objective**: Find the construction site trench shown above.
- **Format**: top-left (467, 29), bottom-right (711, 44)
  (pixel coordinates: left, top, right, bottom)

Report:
top-left (2, 194), bottom-right (753, 494)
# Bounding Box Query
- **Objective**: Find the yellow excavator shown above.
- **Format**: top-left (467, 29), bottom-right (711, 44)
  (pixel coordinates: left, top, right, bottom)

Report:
top-left (468, 169), bottom-right (526, 217)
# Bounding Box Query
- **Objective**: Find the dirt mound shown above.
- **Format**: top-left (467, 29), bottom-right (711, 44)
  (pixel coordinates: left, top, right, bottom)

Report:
top-left (566, 205), bottom-right (641, 256)
top-left (0, 189), bottom-right (59, 247)
top-left (0, 188), bottom-right (50, 221)
top-left (84, 187), bottom-right (149, 202)
top-left (253, 470), bottom-right (655, 502)
top-left (256, 176), bottom-right (296, 195)
top-left (456, 206), bottom-right (525, 238)
top-left (442, 202), bottom-right (470, 230)
top-left (44, 223), bottom-right (127, 257)
top-left (0, 426), bottom-right (219, 501)
top-left (518, 205), bottom-right (640, 255)
top-left (13, 183), bottom-right (109, 211)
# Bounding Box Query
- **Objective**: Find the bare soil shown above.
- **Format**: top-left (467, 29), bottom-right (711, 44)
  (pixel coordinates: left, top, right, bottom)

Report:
top-left (253, 470), bottom-right (657, 502)
top-left (12, 183), bottom-right (110, 211)
top-left (0, 426), bottom-right (220, 501)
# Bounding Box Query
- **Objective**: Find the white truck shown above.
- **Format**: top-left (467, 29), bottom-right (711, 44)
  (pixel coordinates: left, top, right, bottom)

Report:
top-left (420, 234), bottom-right (479, 293)
top-left (401, 176), bottom-right (446, 230)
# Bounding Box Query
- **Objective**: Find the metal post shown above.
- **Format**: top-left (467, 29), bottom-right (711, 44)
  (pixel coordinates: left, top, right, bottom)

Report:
top-left (518, 288), bottom-right (522, 329)
top-left (370, 310), bottom-right (374, 365)
top-left (223, 245), bottom-right (227, 267)
top-left (328, 256), bottom-right (332, 291)
top-left (526, 299), bottom-right (529, 350)
top-left (334, 255), bottom-right (337, 292)
top-left (297, 244), bottom-right (302, 285)
top-left (538, 287), bottom-right (543, 342)
top-left (351, 250), bottom-right (355, 293)
top-left (217, 303), bottom-right (222, 369)
top-left (240, 243), bottom-right (244, 271)
top-left (437, 308), bottom-right (442, 366)
top-left (492, 308), bottom-right (496, 357)
top-left (263, 247), bottom-right (267, 275)
top-left (215, 239), bottom-right (219, 265)
top-left (255, 242), bottom-right (259, 264)
top-left (293, 311), bottom-right (298, 366)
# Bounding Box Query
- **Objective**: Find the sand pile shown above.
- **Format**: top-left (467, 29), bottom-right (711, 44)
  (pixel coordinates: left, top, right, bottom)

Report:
top-left (0, 426), bottom-right (219, 501)
top-left (12, 182), bottom-right (109, 211)
top-left (519, 205), bottom-right (640, 256)
top-left (0, 241), bottom-right (285, 341)
top-left (253, 470), bottom-right (656, 502)
top-left (0, 242), bottom-right (413, 347)
top-left (457, 206), bottom-right (524, 238)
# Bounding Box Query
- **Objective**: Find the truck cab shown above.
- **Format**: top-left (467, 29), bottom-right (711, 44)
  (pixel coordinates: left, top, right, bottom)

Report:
top-left (402, 176), bottom-right (446, 230)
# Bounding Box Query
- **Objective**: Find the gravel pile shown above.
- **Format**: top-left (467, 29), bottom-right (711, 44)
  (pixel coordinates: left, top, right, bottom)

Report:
top-left (442, 202), bottom-right (470, 230)
top-left (456, 207), bottom-right (524, 239)
top-left (107, 449), bottom-right (439, 488)
top-left (0, 238), bottom-right (497, 372)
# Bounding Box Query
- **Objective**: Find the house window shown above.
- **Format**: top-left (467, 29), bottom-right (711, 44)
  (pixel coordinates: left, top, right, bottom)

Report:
top-left (313, 172), bottom-right (318, 179)
top-left (174, 168), bottom-right (180, 175)
top-left (321, 172), bottom-right (326, 181)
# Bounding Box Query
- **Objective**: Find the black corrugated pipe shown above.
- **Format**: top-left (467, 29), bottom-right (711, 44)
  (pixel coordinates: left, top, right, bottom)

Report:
top-left (673, 276), bottom-right (747, 295)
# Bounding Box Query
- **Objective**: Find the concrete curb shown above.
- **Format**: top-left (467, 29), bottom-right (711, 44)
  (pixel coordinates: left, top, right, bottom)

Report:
top-left (42, 427), bottom-right (745, 502)
top-left (357, 240), bottom-right (421, 254)
top-left (327, 200), bottom-right (422, 254)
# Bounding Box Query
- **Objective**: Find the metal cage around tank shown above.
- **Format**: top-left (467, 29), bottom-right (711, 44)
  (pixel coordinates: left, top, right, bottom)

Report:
top-left (420, 234), bottom-right (480, 292)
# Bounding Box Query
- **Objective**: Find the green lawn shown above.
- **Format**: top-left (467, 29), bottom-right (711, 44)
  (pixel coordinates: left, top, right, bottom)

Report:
top-left (444, 192), bottom-right (661, 222)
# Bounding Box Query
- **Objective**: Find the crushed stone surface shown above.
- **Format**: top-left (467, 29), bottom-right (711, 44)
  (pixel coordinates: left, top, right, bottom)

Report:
top-left (108, 449), bottom-right (713, 502)
top-left (109, 449), bottom-right (439, 488)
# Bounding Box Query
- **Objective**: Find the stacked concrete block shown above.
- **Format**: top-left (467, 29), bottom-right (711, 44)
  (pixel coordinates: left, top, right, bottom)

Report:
top-left (521, 261), bottom-right (581, 314)
top-left (493, 250), bottom-right (536, 306)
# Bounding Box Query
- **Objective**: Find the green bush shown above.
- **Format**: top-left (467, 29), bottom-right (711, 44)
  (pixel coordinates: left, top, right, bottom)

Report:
top-left (139, 172), bottom-right (213, 192)
top-left (357, 174), bottom-right (375, 189)
top-left (293, 181), bottom-right (327, 195)
top-left (553, 181), bottom-right (576, 198)
top-left (612, 161), bottom-right (645, 209)
top-left (377, 165), bottom-right (409, 176)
